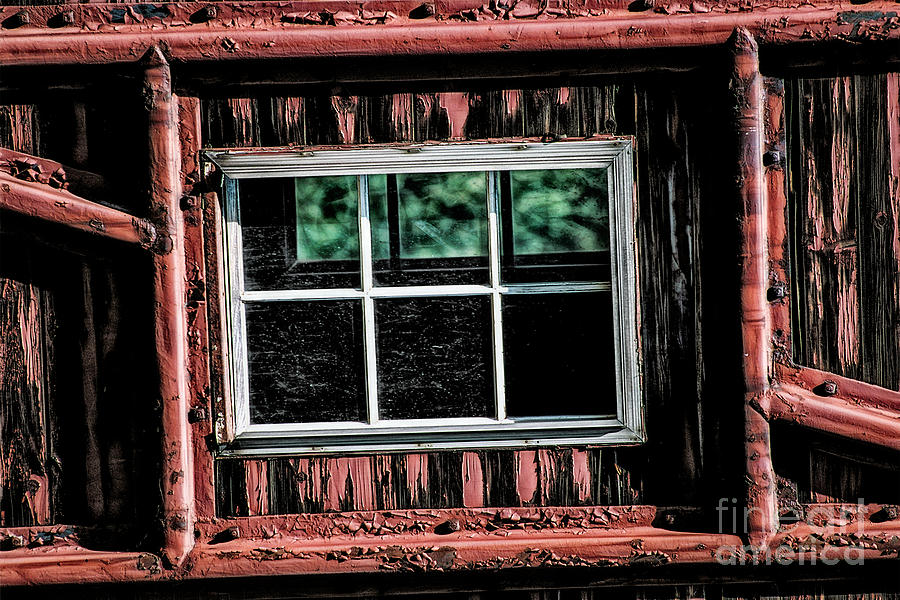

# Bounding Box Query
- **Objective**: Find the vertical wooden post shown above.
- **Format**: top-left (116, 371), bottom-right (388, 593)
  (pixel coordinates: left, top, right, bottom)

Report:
top-left (143, 46), bottom-right (195, 567)
top-left (178, 95), bottom-right (217, 520)
top-left (729, 27), bottom-right (778, 551)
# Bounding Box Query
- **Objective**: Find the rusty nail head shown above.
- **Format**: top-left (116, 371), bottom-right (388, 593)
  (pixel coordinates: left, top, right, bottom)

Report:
top-left (767, 284), bottom-right (787, 302)
top-left (763, 150), bottom-right (782, 167)
top-left (48, 11), bottom-right (75, 28)
top-left (628, 0), bottom-right (655, 11)
top-left (3, 11), bottom-right (30, 29)
top-left (169, 513), bottom-right (188, 531)
top-left (188, 406), bottom-right (207, 423)
top-left (820, 380), bottom-right (839, 396)
top-left (190, 6), bottom-right (217, 23)
top-left (409, 3), bottom-right (435, 19)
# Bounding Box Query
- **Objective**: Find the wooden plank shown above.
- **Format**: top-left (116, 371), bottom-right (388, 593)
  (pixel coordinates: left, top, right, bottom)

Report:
top-left (787, 74), bottom-right (900, 391)
top-left (0, 273), bottom-right (52, 526)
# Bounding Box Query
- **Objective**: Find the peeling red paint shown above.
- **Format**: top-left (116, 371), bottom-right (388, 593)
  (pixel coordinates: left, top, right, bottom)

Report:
top-left (461, 452), bottom-right (484, 508)
top-left (0, 172), bottom-right (156, 248)
top-left (515, 451), bottom-right (538, 505)
top-left (246, 461), bottom-right (269, 517)
top-left (763, 77), bottom-right (791, 363)
top-left (766, 383), bottom-right (900, 452)
top-left (332, 95), bottom-right (358, 144)
top-left (436, 93), bottom-right (469, 140)
top-left (391, 94), bottom-right (414, 141)
top-left (405, 454), bottom-right (428, 506)
top-left (145, 47), bottom-right (195, 567)
top-left (731, 28), bottom-right (778, 549)
top-left (179, 95), bottom-right (217, 521)
top-left (775, 364), bottom-right (900, 414)
top-left (572, 449), bottom-right (592, 503)
top-left (325, 457), bottom-right (376, 512)
top-left (503, 90), bottom-right (521, 121)
top-left (6, 4), bottom-right (900, 67)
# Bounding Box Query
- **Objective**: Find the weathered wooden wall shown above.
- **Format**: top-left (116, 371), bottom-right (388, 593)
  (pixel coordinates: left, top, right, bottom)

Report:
top-left (0, 92), bottom-right (161, 538)
top-left (786, 73), bottom-right (900, 392)
top-left (205, 72), bottom-right (745, 517)
top-left (2, 69), bottom-right (898, 534)
top-left (770, 73), bottom-right (900, 518)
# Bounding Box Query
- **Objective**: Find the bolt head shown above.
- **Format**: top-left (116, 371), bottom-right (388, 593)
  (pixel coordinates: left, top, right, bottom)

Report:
top-left (767, 284), bottom-right (787, 302)
top-left (817, 380), bottom-right (839, 397)
top-left (763, 150), bottom-right (783, 167)
top-left (3, 11), bottom-right (30, 29)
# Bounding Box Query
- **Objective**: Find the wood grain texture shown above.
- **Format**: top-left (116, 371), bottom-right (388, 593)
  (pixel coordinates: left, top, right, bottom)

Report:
top-left (203, 77), bottom-right (751, 516)
top-left (787, 74), bottom-right (900, 391)
top-left (0, 263), bottom-right (52, 526)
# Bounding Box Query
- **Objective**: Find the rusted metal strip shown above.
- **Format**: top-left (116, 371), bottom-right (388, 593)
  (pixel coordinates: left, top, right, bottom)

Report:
top-left (3, 4), bottom-right (900, 67)
top-left (0, 172), bottom-right (156, 248)
top-left (145, 47), bottom-right (195, 568)
top-left (765, 383), bottom-right (900, 452)
top-left (730, 27), bottom-right (778, 552)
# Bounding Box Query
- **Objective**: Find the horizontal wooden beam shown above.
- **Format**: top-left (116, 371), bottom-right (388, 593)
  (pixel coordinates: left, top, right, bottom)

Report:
top-left (5, 502), bottom-right (899, 584)
top-left (763, 382), bottom-right (900, 452)
top-left (2, 4), bottom-right (900, 67)
top-left (775, 364), bottom-right (900, 414)
top-left (0, 547), bottom-right (163, 586)
top-left (0, 172), bottom-right (156, 248)
top-left (0, 147), bottom-right (113, 202)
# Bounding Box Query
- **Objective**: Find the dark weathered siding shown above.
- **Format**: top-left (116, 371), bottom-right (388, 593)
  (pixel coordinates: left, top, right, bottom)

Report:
top-left (786, 74), bottom-right (900, 391)
top-left (203, 74), bottom-right (743, 516)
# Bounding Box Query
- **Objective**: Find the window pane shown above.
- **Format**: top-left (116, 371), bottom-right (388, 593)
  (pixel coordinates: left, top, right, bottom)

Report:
top-left (239, 177), bottom-right (360, 290)
top-left (500, 169), bottom-right (610, 283)
top-left (371, 172), bottom-right (489, 286)
top-left (375, 296), bottom-right (494, 419)
top-left (245, 300), bottom-right (366, 424)
top-left (502, 292), bottom-right (617, 417)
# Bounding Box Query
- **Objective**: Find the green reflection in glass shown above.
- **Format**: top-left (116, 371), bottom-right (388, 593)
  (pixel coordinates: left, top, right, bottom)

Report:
top-left (510, 169), bottom-right (609, 255)
top-left (370, 172), bottom-right (487, 260)
top-left (294, 176), bottom-right (359, 263)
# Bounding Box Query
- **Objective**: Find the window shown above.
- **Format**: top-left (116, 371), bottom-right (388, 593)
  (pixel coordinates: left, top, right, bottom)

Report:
top-left (207, 141), bottom-right (642, 454)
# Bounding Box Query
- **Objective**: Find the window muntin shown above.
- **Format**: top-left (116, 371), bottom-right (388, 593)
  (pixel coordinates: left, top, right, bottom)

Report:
top-left (210, 141), bottom-right (642, 455)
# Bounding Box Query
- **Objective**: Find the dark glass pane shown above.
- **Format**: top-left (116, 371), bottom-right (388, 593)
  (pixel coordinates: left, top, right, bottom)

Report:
top-left (375, 296), bottom-right (494, 419)
top-left (502, 292), bottom-right (617, 417)
top-left (371, 172), bottom-right (489, 286)
top-left (238, 177), bottom-right (360, 290)
top-left (500, 169), bottom-right (610, 283)
top-left (245, 300), bottom-right (366, 424)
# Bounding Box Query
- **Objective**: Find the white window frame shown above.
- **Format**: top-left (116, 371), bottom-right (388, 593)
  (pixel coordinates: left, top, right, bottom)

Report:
top-left (206, 140), bottom-right (643, 456)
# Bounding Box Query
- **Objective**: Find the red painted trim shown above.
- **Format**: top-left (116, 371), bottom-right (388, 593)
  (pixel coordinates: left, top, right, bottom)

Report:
top-left (775, 364), bottom-right (900, 414)
top-left (731, 28), bottom-right (778, 550)
top-left (764, 382), bottom-right (900, 452)
top-left (0, 549), bottom-right (164, 586)
top-left (0, 172), bottom-right (156, 247)
top-left (763, 78), bottom-right (791, 362)
top-left (179, 95), bottom-right (218, 521)
top-left (145, 47), bottom-right (195, 568)
top-left (6, 502), bottom-right (897, 584)
top-left (3, 4), bottom-right (900, 67)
